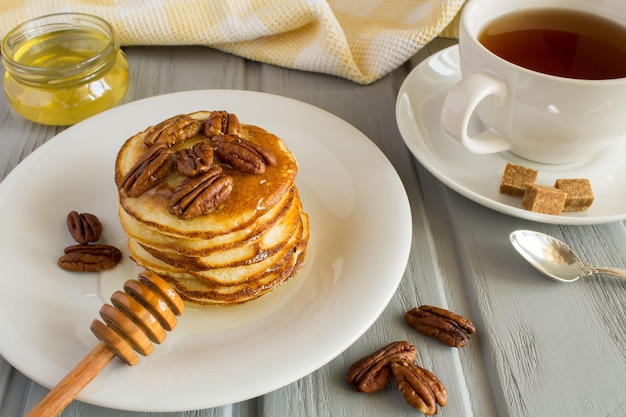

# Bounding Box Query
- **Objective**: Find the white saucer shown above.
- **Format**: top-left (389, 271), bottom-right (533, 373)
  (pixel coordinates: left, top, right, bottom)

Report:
top-left (396, 46), bottom-right (626, 225)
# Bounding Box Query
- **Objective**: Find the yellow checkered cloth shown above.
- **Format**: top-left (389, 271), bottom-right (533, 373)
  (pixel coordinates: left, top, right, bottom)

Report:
top-left (0, 0), bottom-right (464, 84)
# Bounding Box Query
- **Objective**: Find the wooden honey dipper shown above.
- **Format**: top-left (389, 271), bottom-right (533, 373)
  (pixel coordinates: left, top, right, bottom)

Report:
top-left (26, 270), bottom-right (185, 417)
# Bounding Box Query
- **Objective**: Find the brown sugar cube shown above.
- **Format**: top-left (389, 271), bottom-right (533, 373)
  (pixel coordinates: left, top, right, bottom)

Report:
top-left (522, 185), bottom-right (567, 215)
top-left (554, 179), bottom-right (594, 211)
top-left (499, 163), bottom-right (538, 197)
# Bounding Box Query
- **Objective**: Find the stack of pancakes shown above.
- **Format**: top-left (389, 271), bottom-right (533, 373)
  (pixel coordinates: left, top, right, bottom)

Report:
top-left (114, 111), bottom-right (309, 306)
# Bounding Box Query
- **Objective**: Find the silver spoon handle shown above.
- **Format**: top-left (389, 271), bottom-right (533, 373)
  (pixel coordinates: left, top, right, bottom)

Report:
top-left (592, 266), bottom-right (626, 280)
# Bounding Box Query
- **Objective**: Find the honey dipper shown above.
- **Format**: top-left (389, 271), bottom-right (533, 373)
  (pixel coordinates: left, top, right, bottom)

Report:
top-left (26, 270), bottom-right (185, 417)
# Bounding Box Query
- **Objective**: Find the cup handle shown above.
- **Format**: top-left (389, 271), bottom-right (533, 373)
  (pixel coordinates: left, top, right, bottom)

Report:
top-left (440, 72), bottom-right (511, 154)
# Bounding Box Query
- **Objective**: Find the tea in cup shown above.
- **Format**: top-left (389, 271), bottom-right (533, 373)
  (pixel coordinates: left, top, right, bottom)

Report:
top-left (440, 0), bottom-right (626, 164)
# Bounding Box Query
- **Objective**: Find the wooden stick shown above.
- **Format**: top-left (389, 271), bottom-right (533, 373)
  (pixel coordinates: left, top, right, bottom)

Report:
top-left (25, 272), bottom-right (185, 417)
top-left (26, 271), bottom-right (185, 417)
top-left (26, 342), bottom-right (116, 417)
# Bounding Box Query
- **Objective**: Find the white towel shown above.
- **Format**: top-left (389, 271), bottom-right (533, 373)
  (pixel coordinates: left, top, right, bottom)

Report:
top-left (0, 0), bottom-right (464, 84)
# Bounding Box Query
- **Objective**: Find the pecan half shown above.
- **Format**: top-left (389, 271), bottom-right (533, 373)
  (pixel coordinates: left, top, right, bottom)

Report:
top-left (58, 244), bottom-right (122, 272)
top-left (169, 165), bottom-right (233, 219)
top-left (67, 211), bottom-right (102, 245)
top-left (202, 111), bottom-right (241, 137)
top-left (212, 134), bottom-right (277, 175)
top-left (175, 141), bottom-right (214, 177)
top-left (391, 359), bottom-right (447, 415)
top-left (143, 115), bottom-right (202, 147)
top-left (119, 143), bottom-right (175, 198)
top-left (346, 341), bottom-right (417, 394)
top-left (405, 305), bottom-right (476, 348)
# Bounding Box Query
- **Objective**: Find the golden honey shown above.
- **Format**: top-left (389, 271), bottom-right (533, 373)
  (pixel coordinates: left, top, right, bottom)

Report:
top-left (2, 13), bottom-right (129, 126)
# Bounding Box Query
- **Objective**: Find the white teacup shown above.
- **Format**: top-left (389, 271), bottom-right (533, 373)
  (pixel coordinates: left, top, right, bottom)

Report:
top-left (440, 0), bottom-right (626, 164)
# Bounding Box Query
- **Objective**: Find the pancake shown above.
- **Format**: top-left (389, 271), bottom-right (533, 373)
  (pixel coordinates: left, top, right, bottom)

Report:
top-left (161, 214), bottom-right (309, 306)
top-left (115, 110), bottom-right (309, 305)
top-left (127, 212), bottom-right (305, 283)
top-left (171, 248), bottom-right (307, 306)
top-left (116, 113), bottom-right (299, 239)
top-left (134, 196), bottom-right (303, 269)
top-left (118, 187), bottom-right (297, 257)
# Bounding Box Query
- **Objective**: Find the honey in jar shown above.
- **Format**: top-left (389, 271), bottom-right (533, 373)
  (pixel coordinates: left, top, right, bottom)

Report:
top-left (2, 13), bottom-right (129, 126)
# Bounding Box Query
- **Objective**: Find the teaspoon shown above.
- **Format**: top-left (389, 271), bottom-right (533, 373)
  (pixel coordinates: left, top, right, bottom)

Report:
top-left (509, 230), bottom-right (626, 282)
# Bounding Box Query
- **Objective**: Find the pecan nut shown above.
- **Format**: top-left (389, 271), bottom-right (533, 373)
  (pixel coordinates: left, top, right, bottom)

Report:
top-left (58, 244), bottom-right (122, 272)
top-left (169, 165), bottom-right (233, 219)
top-left (119, 143), bottom-right (175, 198)
top-left (67, 211), bottom-right (102, 244)
top-left (143, 115), bottom-right (202, 147)
top-left (391, 359), bottom-right (448, 415)
top-left (202, 111), bottom-right (241, 137)
top-left (212, 134), bottom-right (277, 175)
top-left (175, 141), bottom-right (214, 177)
top-left (405, 305), bottom-right (476, 348)
top-left (346, 341), bottom-right (417, 394)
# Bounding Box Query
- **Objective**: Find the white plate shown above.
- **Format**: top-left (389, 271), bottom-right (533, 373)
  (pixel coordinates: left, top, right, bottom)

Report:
top-left (396, 46), bottom-right (626, 225)
top-left (0, 90), bottom-right (411, 412)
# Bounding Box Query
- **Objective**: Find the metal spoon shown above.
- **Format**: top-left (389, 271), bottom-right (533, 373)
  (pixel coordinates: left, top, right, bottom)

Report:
top-left (509, 230), bottom-right (626, 282)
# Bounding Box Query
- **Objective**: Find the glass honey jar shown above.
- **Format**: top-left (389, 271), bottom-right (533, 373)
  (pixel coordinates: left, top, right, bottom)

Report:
top-left (2, 13), bottom-right (129, 126)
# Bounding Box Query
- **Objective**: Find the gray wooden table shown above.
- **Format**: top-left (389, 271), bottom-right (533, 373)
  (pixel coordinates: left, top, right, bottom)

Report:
top-left (1, 37), bottom-right (625, 417)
